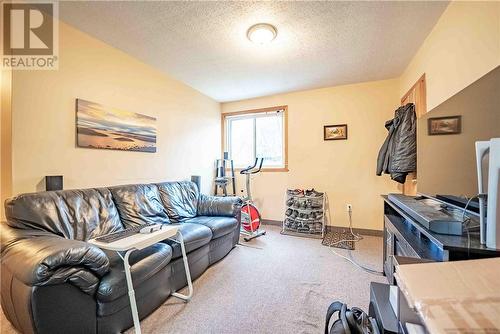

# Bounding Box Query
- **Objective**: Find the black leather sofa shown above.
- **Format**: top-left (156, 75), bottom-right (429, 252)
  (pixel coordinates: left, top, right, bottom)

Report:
top-left (0, 181), bottom-right (242, 334)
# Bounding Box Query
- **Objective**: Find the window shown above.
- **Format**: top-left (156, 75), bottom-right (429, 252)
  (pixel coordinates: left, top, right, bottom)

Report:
top-left (223, 106), bottom-right (288, 171)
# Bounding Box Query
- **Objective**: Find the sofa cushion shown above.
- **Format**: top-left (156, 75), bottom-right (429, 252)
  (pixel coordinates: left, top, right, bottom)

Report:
top-left (163, 223), bottom-right (212, 259)
top-left (156, 181), bottom-right (199, 222)
top-left (185, 216), bottom-right (238, 239)
top-left (4, 188), bottom-right (123, 241)
top-left (97, 243), bottom-right (172, 303)
top-left (109, 184), bottom-right (169, 227)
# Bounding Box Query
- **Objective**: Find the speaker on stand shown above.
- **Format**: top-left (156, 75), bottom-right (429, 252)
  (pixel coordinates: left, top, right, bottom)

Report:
top-left (46, 176), bottom-right (63, 191)
top-left (191, 175), bottom-right (201, 191)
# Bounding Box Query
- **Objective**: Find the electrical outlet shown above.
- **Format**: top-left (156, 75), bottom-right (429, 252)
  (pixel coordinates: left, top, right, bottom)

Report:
top-left (346, 204), bottom-right (353, 212)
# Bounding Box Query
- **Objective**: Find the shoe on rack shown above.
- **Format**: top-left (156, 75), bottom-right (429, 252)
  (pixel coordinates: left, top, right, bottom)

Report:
top-left (285, 208), bottom-right (293, 216)
top-left (310, 189), bottom-right (324, 197)
top-left (287, 189), bottom-right (304, 197)
top-left (310, 212), bottom-right (317, 220)
top-left (311, 200), bottom-right (322, 209)
top-left (299, 224), bottom-right (310, 232)
top-left (286, 198), bottom-right (294, 206)
top-left (290, 210), bottom-right (299, 219)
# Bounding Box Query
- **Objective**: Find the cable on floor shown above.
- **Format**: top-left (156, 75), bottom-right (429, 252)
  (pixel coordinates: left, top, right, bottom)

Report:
top-left (328, 209), bottom-right (384, 276)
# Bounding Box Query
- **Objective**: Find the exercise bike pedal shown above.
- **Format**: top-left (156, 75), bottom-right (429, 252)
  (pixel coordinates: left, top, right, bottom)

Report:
top-left (243, 230), bottom-right (266, 242)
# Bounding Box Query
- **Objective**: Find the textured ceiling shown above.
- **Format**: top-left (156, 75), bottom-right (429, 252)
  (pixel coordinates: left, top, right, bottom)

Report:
top-left (60, 1), bottom-right (449, 102)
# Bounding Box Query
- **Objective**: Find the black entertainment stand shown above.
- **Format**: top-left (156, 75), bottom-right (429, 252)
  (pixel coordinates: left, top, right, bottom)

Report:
top-left (382, 195), bottom-right (500, 283)
top-left (368, 196), bottom-right (500, 333)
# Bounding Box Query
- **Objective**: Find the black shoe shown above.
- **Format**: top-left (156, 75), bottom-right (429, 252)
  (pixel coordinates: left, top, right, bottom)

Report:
top-left (285, 208), bottom-right (293, 216)
top-left (290, 210), bottom-right (299, 219)
top-left (310, 189), bottom-right (323, 197)
top-left (286, 198), bottom-right (294, 206)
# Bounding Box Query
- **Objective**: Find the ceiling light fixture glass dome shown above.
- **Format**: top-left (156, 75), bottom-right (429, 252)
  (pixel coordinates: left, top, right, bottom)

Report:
top-left (247, 23), bottom-right (277, 44)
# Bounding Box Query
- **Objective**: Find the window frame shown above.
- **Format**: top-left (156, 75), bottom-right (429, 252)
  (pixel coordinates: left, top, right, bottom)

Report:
top-left (221, 105), bottom-right (289, 172)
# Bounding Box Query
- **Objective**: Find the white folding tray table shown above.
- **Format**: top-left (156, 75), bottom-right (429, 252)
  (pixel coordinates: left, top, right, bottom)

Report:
top-left (89, 225), bottom-right (193, 334)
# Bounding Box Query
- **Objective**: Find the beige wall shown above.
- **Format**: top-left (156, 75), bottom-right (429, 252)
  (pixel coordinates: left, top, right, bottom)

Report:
top-left (1, 68), bottom-right (13, 220)
top-left (10, 21), bottom-right (220, 196)
top-left (400, 1), bottom-right (500, 111)
top-left (222, 79), bottom-right (400, 230)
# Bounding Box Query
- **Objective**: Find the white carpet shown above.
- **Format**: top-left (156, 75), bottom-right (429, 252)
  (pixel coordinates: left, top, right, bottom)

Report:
top-left (1, 225), bottom-right (386, 334)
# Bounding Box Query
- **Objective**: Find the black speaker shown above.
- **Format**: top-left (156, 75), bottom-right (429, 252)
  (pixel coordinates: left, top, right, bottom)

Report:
top-left (191, 175), bottom-right (201, 191)
top-left (46, 175), bottom-right (63, 191)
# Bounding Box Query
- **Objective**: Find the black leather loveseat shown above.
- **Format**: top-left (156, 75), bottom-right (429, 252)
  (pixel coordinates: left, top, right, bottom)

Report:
top-left (0, 181), bottom-right (241, 334)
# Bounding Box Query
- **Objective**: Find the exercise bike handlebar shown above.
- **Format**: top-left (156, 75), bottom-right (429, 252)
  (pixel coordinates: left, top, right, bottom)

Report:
top-left (240, 158), bottom-right (264, 175)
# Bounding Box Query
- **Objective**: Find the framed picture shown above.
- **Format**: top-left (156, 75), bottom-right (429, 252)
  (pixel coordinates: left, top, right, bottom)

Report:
top-left (76, 99), bottom-right (157, 152)
top-left (428, 116), bottom-right (461, 135)
top-left (324, 124), bottom-right (348, 140)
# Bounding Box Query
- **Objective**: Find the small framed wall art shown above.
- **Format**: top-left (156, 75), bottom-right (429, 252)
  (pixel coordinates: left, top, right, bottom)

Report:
top-left (428, 115), bottom-right (461, 135)
top-left (324, 124), bottom-right (348, 140)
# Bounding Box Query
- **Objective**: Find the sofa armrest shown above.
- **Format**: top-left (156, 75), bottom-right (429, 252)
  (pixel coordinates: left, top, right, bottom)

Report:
top-left (1, 224), bottom-right (109, 295)
top-left (197, 194), bottom-right (242, 217)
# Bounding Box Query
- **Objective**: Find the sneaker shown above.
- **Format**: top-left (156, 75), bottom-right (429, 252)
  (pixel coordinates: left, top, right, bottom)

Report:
top-left (285, 208), bottom-right (293, 216)
top-left (311, 200), bottom-right (322, 209)
top-left (298, 225), bottom-right (310, 232)
top-left (287, 189), bottom-right (304, 197)
top-left (310, 189), bottom-right (324, 197)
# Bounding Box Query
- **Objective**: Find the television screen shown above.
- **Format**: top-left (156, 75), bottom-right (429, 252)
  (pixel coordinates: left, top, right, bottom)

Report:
top-left (417, 66), bottom-right (500, 201)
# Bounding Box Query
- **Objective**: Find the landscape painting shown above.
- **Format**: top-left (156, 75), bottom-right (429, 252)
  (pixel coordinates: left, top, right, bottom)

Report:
top-left (324, 124), bottom-right (348, 140)
top-left (428, 115), bottom-right (462, 135)
top-left (76, 99), bottom-right (157, 152)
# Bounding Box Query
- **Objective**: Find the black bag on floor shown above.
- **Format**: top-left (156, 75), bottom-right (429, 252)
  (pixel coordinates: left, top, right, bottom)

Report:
top-left (325, 301), bottom-right (380, 334)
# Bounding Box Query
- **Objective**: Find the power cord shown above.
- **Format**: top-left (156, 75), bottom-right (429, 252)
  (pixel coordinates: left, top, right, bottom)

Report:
top-left (328, 207), bottom-right (384, 276)
top-left (461, 195), bottom-right (479, 259)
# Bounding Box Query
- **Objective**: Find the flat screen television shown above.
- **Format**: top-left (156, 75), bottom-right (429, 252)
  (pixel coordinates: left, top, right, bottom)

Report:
top-left (417, 65), bottom-right (500, 211)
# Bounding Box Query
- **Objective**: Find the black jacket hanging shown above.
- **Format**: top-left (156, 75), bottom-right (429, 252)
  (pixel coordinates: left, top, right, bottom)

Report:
top-left (376, 103), bottom-right (416, 184)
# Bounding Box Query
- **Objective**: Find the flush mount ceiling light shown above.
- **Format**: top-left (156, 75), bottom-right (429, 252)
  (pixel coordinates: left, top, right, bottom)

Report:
top-left (247, 23), bottom-right (277, 44)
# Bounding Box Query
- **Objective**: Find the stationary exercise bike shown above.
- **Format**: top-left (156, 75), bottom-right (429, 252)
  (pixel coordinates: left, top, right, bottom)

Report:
top-left (240, 158), bottom-right (266, 242)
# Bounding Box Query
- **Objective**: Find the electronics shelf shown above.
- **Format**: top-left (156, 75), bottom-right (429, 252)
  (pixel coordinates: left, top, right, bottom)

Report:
top-left (382, 195), bottom-right (500, 284)
top-left (282, 189), bottom-right (325, 237)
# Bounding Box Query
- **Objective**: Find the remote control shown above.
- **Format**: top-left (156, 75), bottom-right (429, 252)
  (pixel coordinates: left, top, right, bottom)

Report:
top-left (139, 224), bottom-right (163, 234)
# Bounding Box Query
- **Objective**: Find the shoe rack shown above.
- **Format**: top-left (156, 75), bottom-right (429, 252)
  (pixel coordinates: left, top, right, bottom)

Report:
top-left (282, 189), bottom-right (325, 237)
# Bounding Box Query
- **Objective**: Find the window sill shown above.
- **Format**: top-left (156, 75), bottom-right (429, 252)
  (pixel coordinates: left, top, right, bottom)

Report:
top-left (227, 167), bottom-right (289, 173)
top-left (259, 168), bottom-right (289, 172)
